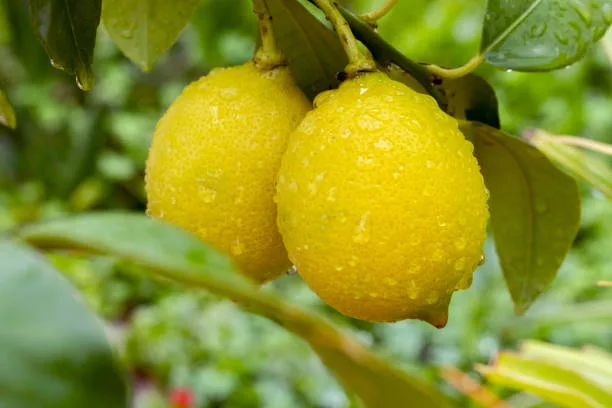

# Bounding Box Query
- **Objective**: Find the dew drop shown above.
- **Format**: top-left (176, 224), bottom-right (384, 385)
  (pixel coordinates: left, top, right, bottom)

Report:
top-left (353, 212), bottom-right (371, 244)
top-left (454, 257), bottom-right (466, 271)
top-left (120, 28), bottom-right (134, 39)
top-left (231, 239), bottom-right (244, 255)
top-left (477, 254), bottom-right (486, 266)
top-left (287, 265), bottom-right (298, 275)
top-left (199, 186), bottom-right (217, 203)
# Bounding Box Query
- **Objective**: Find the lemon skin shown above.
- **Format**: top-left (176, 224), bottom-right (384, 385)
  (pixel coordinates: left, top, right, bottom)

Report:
top-left (146, 61), bottom-right (311, 282)
top-left (276, 72), bottom-right (489, 326)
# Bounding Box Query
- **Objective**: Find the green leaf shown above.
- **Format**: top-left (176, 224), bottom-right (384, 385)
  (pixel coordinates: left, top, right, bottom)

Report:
top-left (0, 239), bottom-right (128, 408)
top-left (0, 86), bottom-right (16, 129)
top-left (469, 122), bottom-right (581, 313)
top-left (102, 0), bottom-right (200, 72)
top-left (434, 74), bottom-right (500, 129)
top-left (526, 130), bottom-right (612, 200)
top-left (265, 0), bottom-right (347, 99)
top-left (28, 0), bottom-right (101, 89)
top-left (18, 212), bottom-right (453, 408)
top-left (481, 0), bottom-right (612, 71)
top-left (479, 349), bottom-right (612, 408)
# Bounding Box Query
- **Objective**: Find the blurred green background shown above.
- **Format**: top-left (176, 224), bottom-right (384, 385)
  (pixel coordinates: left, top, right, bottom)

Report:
top-left (1, 0), bottom-right (611, 406)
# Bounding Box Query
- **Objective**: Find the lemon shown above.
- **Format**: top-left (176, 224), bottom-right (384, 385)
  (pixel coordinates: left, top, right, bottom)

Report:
top-left (146, 61), bottom-right (311, 282)
top-left (276, 72), bottom-right (489, 326)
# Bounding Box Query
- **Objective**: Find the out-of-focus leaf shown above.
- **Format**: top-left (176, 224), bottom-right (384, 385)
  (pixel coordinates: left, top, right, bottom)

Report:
top-left (102, 0), bottom-right (200, 72)
top-left (0, 86), bottom-right (16, 129)
top-left (435, 74), bottom-right (500, 128)
top-left (18, 212), bottom-right (454, 408)
top-left (526, 130), bottom-right (612, 200)
top-left (481, 0), bottom-right (612, 71)
top-left (602, 27), bottom-right (612, 62)
top-left (520, 340), bottom-right (612, 388)
top-left (0, 239), bottom-right (128, 408)
top-left (28, 0), bottom-right (101, 89)
top-left (469, 122), bottom-right (581, 314)
top-left (265, 0), bottom-right (347, 99)
top-left (479, 348), bottom-right (612, 407)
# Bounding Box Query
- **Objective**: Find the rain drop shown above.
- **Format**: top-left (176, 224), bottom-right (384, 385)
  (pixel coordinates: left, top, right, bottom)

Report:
top-left (287, 265), bottom-right (298, 275)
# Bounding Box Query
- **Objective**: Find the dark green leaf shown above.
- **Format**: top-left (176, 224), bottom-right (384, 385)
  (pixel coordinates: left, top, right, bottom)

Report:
top-left (265, 0), bottom-right (347, 99)
top-left (0, 86), bottom-right (16, 129)
top-left (481, 0), bottom-right (612, 71)
top-left (434, 74), bottom-right (500, 128)
top-left (18, 212), bottom-right (453, 408)
top-left (469, 123), bottom-right (581, 313)
top-left (102, 0), bottom-right (200, 72)
top-left (0, 239), bottom-right (128, 408)
top-left (28, 0), bottom-right (101, 89)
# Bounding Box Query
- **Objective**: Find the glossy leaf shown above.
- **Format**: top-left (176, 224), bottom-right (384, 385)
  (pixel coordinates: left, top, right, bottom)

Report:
top-left (469, 123), bottom-right (581, 313)
top-left (526, 130), bottom-right (612, 200)
top-left (481, 0), bottom-right (612, 71)
top-left (0, 239), bottom-right (128, 408)
top-left (28, 0), bottom-right (101, 89)
top-left (0, 86), bottom-right (16, 129)
top-left (266, 0), bottom-right (347, 99)
top-left (479, 348), bottom-right (612, 407)
top-left (102, 0), bottom-right (200, 72)
top-left (18, 212), bottom-right (453, 408)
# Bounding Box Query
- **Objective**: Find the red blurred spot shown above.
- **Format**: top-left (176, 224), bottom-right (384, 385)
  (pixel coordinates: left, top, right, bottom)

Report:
top-left (169, 387), bottom-right (194, 408)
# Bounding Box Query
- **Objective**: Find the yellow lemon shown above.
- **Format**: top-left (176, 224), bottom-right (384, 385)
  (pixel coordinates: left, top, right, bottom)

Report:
top-left (276, 72), bottom-right (489, 326)
top-left (146, 61), bottom-right (310, 282)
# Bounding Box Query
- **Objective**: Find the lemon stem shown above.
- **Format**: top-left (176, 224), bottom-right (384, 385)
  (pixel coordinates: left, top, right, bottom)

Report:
top-left (312, 0), bottom-right (377, 76)
top-left (253, 0), bottom-right (285, 69)
top-left (361, 0), bottom-right (399, 25)
top-left (427, 55), bottom-right (484, 79)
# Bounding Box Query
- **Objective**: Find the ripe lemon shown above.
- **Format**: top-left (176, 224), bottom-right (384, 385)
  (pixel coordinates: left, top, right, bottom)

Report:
top-left (276, 72), bottom-right (489, 326)
top-left (146, 61), bottom-right (311, 282)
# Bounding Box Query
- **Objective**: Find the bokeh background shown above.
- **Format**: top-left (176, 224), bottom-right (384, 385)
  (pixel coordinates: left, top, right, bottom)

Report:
top-left (1, 0), bottom-right (611, 406)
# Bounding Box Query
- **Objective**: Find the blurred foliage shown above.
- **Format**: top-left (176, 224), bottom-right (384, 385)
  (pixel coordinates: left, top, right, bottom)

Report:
top-left (1, 0), bottom-right (611, 407)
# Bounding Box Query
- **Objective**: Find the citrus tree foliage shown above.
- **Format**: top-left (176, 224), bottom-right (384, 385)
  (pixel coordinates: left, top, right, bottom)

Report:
top-left (0, 0), bottom-right (611, 406)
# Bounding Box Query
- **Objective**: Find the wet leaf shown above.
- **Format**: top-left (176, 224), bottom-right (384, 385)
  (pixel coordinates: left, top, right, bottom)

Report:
top-left (265, 0), bottom-right (347, 99)
top-left (0, 239), bottom-right (128, 408)
top-left (28, 0), bottom-right (101, 89)
top-left (102, 0), bottom-right (200, 72)
top-left (481, 0), bottom-right (612, 71)
top-left (19, 212), bottom-right (453, 408)
top-left (469, 123), bottom-right (581, 313)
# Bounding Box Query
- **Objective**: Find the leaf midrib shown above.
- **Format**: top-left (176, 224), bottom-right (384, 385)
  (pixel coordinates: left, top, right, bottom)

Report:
top-left (482, 0), bottom-right (545, 54)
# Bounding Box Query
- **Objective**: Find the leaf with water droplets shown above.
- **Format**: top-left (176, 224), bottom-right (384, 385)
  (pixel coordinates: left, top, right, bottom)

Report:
top-left (265, 0), bottom-right (347, 99)
top-left (102, 0), bottom-right (200, 72)
top-left (468, 122), bottom-right (581, 314)
top-left (0, 239), bottom-right (128, 408)
top-left (0, 86), bottom-right (16, 129)
top-left (481, 0), bottom-right (612, 71)
top-left (28, 0), bottom-right (100, 89)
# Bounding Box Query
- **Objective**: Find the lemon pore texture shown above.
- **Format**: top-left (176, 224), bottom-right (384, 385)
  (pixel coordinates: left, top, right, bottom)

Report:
top-left (146, 61), bottom-right (311, 282)
top-left (276, 73), bottom-right (489, 326)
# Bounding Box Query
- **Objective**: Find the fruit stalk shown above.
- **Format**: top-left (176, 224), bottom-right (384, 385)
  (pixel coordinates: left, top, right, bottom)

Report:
top-left (310, 0), bottom-right (377, 75)
top-left (253, 0), bottom-right (285, 68)
top-left (361, 0), bottom-right (399, 25)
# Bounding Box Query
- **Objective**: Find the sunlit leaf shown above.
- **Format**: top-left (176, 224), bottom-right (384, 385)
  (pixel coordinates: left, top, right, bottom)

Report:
top-left (0, 239), bottom-right (128, 408)
top-left (0, 86), bottom-right (16, 129)
top-left (479, 348), bottom-right (612, 407)
top-left (469, 123), bottom-right (581, 313)
top-left (102, 0), bottom-right (200, 72)
top-left (28, 0), bottom-right (101, 89)
top-left (526, 129), bottom-right (612, 200)
top-left (265, 0), bottom-right (347, 99)
top-left (481, 0), bottom-right (612, 71)
top-left (18, 212), bottom-right (453, 408)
